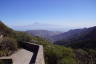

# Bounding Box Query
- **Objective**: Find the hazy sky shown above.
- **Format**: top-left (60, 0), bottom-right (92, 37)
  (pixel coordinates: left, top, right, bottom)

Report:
top-left (0, 0), bottom-right (96, 31)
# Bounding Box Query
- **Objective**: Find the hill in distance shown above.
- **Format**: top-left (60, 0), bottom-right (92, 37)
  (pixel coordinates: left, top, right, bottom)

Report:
top-left (54, 26), bottom-right (96, 49)
top-left (26, 30), bottom-right (62, 41)
top-left (26, 26), bottom-right (96, 49)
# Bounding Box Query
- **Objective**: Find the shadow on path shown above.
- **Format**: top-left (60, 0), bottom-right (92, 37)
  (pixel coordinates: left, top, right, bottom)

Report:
top-left (20, 42), bottom-right (39, 64)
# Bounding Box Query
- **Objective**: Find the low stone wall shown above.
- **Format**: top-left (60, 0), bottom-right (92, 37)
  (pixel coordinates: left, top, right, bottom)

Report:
top-left (35, 45), bottom-right (45, 64)
top-left (20, 42), bottom-right (45, 64)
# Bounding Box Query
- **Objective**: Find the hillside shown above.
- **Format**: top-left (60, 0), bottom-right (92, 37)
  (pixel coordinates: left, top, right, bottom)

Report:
top-left (26, 30), bottom-right (61, 41)
top-left (0, 21), bottom-right (15, 37)
top-left (52, 28), bottom-right (87, 42)
top-left (0, 21), bottom-right (18, 57)
top-left (54, 26), bottom-right (96, 49)
top-left (0, 21), bottom-right (96, 64)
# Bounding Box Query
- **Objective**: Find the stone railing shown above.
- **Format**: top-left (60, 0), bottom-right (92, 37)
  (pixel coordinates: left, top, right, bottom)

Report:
top-left (20, 42), bottom-right (45, 64)
top-left (35, 45), bottom-right (45, 64)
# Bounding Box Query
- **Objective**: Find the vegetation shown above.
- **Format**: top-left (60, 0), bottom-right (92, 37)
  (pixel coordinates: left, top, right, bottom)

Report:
top-left (0, 37), bottom-right (18, 56)
top-left (0, 21), bottom-right (96, 64)
top-left (74, 49), bottom-right (96, 64)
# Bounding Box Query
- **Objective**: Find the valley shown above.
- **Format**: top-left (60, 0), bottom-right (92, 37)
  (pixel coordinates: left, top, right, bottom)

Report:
top-left (0, 21), bottom-right (96, 64)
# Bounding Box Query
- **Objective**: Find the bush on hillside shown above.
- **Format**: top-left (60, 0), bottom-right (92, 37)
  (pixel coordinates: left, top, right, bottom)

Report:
top-left (29, 36), bottom-right (76, 64)
top-left (14, 31), bottom-right (32, 42)
top-left (44, 45), bottom-right (76, 64)
top-left (0, 37), bottom-right (18, 56)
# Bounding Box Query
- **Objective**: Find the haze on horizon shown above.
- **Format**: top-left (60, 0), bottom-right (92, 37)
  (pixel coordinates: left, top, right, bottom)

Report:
top-left (0, 0), bottom-right (96, 31)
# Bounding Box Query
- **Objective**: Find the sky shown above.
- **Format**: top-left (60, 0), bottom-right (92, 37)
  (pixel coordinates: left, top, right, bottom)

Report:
top-left (0, 0), bottom-right (96, 31)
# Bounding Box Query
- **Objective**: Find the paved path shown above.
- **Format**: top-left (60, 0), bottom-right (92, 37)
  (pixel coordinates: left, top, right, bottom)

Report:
top-left (0, 49), bottom-right (33, 64)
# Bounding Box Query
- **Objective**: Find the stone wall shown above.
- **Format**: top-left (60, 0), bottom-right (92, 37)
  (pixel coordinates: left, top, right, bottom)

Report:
top-left (20, 42), bottom-right (45, 64)
top-left (35, 45), bottom-right (45, 64)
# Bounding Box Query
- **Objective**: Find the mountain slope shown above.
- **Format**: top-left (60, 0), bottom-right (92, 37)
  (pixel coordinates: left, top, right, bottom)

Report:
top-left (52, 28), bottom-right (87, 42)
top-left (0, 21), bottom-right (14, 37)
top-left (0, 21), bottom-right (18, 56)
top-left (54, 26), bottom-right (96, 49)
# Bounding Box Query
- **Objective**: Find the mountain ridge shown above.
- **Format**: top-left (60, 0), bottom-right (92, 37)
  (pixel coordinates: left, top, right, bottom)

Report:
top-left (54, 26), bottom-right (96, 49)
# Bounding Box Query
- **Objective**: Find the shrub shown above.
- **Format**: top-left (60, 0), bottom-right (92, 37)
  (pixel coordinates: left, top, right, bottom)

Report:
top-left (0, 37), bottom-right (18, 56)
top-left (14, 31), bottom-right (32, 42)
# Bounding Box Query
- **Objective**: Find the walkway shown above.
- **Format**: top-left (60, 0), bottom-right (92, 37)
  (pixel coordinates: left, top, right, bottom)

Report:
top-left (0, 49), bottom-right (33, 64)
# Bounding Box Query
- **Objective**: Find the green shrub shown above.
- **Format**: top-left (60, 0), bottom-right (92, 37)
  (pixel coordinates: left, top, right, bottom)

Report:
top-left (14, 31), bottom-right (32, 42)
top-left (44, 44), bottom-right (76, 64)
top-left (0, 37), bottom-right (18, 56)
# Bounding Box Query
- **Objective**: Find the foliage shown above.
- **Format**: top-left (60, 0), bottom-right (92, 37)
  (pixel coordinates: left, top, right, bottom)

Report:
top-left (29, 36), bottom-right (76, 64)
top-left (0, 37), bottom-right (18, 56)
top-left (44, 46), bottom-right (76, 64)
top-left (15, 31), bottom-right (31, 41)
top-left (0, 21), bottom-right (14, 37)
top-left (74, 49), bottom-right (96, 64)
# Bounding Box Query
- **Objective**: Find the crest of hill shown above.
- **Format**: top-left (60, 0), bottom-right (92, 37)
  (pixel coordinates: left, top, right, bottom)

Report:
top-left (0, 21), bottom-right (14, 37)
